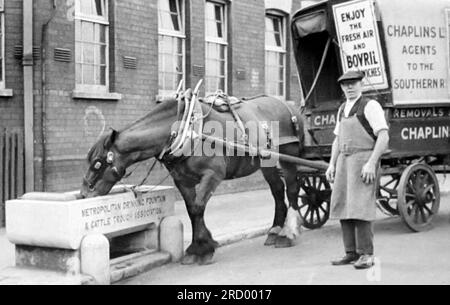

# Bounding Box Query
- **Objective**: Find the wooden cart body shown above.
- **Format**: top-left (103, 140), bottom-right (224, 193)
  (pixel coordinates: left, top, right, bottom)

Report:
top-left (291, 0), bottom-right (450, 231)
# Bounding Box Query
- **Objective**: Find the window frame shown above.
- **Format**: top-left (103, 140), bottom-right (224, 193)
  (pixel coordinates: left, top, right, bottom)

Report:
top-left (265, 12), bottom-right (287, 101)
top-left (74, 0), bottom-right (110, 93)
top-left (158, 0), bottom-right (185, 38)
top-left (158, 0), bottom-right (186, 96)
top-left (205, 0), bottom-right (228, 95)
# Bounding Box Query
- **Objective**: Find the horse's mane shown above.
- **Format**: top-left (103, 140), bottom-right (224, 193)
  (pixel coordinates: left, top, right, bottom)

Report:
top-left (87, 99), bottom-right (180, 163)
top-left (122, 98), bottom-right (179, 131)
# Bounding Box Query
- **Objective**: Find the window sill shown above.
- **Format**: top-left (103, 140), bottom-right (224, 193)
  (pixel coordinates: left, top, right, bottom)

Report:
top-left (0, 88), bottom-right (14, 97)
top-left (72, 90), bottom-right (122, 101)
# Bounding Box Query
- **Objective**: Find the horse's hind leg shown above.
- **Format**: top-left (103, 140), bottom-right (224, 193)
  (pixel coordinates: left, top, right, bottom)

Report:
top-left (276, 160), bottom-right (303, 248)
top-left (261, 167), bottom-right (287, 246)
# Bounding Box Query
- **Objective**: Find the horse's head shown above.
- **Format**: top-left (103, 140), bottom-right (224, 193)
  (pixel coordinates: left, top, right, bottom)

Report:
top-left (80, 129), bottom-right (126, 198)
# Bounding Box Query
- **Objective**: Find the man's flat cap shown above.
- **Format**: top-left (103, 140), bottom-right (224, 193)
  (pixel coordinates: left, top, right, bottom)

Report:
top-left (338, 70), bottom-right (365, 83)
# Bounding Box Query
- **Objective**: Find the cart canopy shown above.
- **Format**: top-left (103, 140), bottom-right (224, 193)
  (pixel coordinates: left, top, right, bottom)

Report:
top-left (293, 9), bottom-right (327, 38)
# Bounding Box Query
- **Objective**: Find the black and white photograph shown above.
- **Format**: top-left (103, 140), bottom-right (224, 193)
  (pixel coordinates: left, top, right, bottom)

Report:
top-left (0, 0), bottom-right (450, 289)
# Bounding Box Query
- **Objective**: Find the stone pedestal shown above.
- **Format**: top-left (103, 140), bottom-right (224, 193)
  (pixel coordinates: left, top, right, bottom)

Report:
top-left (160, 217), bottom-right (184, 262)
top-left (0, 185), bottom-right (183, 285)
top-left (81, 234), bottom-right (110, 285)
top-left (16, 245), bottom-right (81, 276)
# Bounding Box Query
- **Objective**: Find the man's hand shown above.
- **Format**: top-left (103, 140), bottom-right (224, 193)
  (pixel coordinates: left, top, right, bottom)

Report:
top-left (326, 165), bottom-right (336, 183)
top-left (361, 161), bottom-right (377, 184)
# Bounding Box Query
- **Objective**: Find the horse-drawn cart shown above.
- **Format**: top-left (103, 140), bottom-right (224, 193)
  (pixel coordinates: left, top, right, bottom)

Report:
top-left (80, 1), bottom-right (450, 263)
top-left (291, 0), bottom-right (450, 231)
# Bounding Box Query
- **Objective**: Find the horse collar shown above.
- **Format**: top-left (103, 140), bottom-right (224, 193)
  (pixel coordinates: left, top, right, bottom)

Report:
top-left (158, 96), bottom-right (204, 161)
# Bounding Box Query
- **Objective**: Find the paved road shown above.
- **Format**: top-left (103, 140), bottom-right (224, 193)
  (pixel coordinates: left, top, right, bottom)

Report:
top-left (120, 195), bottom-right (450, 285)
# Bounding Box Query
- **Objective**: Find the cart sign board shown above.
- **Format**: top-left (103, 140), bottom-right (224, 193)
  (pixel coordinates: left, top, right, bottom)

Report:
top-left (390, 119), bottom-right (450, 154)
top-left (389, 107), bottom-right (450, 154)
top-left (333, 0), bottom-right (388, 91)
top-left (377, 0), bottom-right (450, 105)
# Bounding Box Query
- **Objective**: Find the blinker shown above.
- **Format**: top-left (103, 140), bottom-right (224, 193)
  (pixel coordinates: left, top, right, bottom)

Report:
top-left (107, 152), bottom-right (114, 164)
top-left (94, 162), bottom-right (102, 170)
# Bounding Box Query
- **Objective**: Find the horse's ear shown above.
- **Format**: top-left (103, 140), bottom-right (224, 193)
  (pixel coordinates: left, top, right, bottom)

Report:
top-left (104, 128), bottom-right (118, 149)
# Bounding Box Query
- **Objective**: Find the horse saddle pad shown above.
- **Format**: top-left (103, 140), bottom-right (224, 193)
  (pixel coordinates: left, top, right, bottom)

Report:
top-left (202, 95), bottom-right (243, 112)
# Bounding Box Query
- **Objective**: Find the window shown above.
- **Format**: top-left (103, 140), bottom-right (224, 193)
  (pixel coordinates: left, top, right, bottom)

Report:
top-left (75, 0), bottom-right (109, 92)
top-left (158, 0), bottom-right (185, 95)
top-left (205, 1), bottom-right (227, 95)
top-left (0, 2), bottom-right (5, 89)
top-left (265, 14), bottom-right (286, 100)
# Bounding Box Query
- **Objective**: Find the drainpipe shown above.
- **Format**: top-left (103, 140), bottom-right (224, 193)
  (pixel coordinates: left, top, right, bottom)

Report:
top-left (40, 0), bottom-right (57, 191)
top-left (23, 0), bottom-right (34, 193)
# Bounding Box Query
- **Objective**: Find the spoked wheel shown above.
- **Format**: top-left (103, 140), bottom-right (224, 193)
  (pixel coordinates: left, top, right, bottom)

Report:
top-left (376, 174), bottom-right (400, 216)
top-left (397, 164), bottom-right (440, 232)
top-left (298, 174), bottom-right (331, 230)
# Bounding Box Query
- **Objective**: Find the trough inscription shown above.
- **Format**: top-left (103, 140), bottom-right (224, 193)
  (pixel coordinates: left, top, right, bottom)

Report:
top-left (81, 192), bottom-right (170, 234)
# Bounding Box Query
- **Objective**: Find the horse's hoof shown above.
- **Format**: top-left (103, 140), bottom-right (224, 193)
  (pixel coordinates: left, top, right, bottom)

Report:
top-left (181, 254), bottom-right (197, 265)
top-left (264, 234), bottom-right (278, 246)
top-left (198, 253), bottom-right (215, 266)
top-left (212, 240), bottom-right (220, 248)
top-left (275, 236), bottom-right (294, 248)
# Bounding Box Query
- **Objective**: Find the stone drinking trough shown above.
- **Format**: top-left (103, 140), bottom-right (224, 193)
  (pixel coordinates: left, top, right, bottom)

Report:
top-left (0, 185), bottom-right (183, 285)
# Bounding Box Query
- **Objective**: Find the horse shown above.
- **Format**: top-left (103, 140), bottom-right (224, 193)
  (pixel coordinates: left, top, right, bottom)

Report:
top-left (80, 91), bottom-right (305, 265)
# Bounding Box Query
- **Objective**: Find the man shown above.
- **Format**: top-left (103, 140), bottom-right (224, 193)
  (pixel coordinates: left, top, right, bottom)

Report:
top-left (326, 70), bottom-right (389, 270)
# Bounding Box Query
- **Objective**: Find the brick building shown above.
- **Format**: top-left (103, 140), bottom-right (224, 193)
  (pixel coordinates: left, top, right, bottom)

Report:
top-left (0, 0), bottom-right (309, 226)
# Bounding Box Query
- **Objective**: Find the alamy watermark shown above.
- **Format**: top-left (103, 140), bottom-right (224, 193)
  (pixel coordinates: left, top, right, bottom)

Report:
top-left (170, 120), bottom-right (282, 168)
top-left (366, 257), bottom-right (382, 283)
top-left (66, 0), bottom-right (75, 22)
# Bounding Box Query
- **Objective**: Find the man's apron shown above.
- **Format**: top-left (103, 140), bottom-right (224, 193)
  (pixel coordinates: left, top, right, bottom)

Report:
top-left (330, 110), bottom-right (377, 221)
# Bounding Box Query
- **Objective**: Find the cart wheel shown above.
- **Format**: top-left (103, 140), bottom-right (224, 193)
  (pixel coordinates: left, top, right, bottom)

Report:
top-left (376, 174), bottom-right (400, 216)
top-left (397, 163), bottom-right (440, 232)
top-left (297, 174), bottom-right (331, 230)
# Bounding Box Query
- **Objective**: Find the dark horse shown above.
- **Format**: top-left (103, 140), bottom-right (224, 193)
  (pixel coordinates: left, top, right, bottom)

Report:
top-left (80, 93), bottom-right (305, 265)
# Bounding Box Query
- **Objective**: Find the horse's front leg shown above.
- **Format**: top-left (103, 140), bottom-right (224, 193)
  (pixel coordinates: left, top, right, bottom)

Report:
top-left (176, 168), bottom-right (225, 265)
top-left (173, 180), bottom-right (197, 265)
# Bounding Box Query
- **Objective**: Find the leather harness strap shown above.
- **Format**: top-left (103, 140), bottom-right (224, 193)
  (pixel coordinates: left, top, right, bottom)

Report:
top-left (279, 99), bottom-right (303, 150)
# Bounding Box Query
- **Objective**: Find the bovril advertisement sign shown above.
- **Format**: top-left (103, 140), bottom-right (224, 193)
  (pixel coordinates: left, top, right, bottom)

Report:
top-left (333, 0), bottom-right (389, 91)
top-left (333, 0), bottom-right (450, 104)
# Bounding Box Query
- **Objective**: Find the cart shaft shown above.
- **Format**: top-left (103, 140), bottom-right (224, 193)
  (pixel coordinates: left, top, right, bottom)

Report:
top-left (202, 135), bottom-right (329, 171)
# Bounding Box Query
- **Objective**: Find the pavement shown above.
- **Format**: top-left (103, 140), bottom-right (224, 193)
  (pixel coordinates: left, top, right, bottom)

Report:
top-left (121, 204), bottom-right (450, 285)
top-left (1, 175), bottom-right (450, 282)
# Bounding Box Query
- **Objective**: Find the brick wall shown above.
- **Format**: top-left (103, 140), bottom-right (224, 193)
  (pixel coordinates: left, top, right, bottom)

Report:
top-left (1, 0), bottom-right (306, 197)
top-left (230, 0), bottom-right (266, 97)
top-left (38, 0), bottom-right (161, 192)
top-left (187, 0), bottom-right (206, 91)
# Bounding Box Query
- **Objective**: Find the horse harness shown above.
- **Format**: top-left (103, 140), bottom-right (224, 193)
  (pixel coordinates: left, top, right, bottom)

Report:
top-left (157, 91), bottom-right (303, 163)
top-left (84, 151), bottom-right (121, 191)
top-left (157, 88), bottom-right (204, 163)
